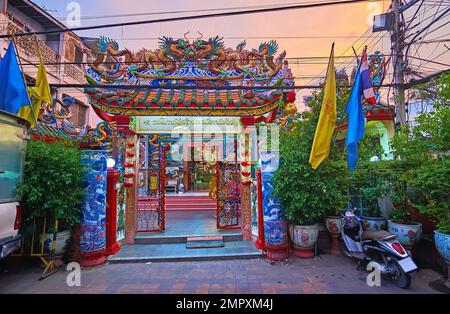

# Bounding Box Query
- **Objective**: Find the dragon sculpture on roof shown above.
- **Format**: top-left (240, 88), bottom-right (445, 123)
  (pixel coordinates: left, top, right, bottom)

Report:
top-left (87, 32), bottom-right (289, 85)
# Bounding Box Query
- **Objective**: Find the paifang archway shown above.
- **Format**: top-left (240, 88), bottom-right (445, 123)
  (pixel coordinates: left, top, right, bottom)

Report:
top-left (83, 34), bottom-right (296, 243)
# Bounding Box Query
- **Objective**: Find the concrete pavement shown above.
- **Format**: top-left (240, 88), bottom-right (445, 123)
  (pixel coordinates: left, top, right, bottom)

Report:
top-left (0, 255), bottom-right (443, 294)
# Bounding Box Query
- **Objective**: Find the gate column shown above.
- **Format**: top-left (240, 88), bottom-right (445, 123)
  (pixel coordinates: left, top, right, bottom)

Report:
top-left (125, 133), bottom-right (138, 244)
top-left (240, 117), bottom-right (256, 241)
top-left (116, 116), bottom-right (139, 245)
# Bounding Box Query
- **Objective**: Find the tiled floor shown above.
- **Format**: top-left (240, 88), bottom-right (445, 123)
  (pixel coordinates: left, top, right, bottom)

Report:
top-left (139, 211), bottom-right (241, 238)
top-left (120, 211), bottom-right (250, 262)
top-left (0, 256), bottom-right (443, 294)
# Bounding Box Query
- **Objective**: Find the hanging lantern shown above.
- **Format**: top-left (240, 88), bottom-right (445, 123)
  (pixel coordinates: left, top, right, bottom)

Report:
top-left (124, 140), bottom-right (136, 188)
top-left (286, 91), bottom-right (296, 103)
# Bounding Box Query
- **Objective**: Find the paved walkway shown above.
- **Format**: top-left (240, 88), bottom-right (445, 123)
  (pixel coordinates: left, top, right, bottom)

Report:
top-left (0, 255), bottom-right (443, 294)
top-left (141, 211), bottom-right (239, 237)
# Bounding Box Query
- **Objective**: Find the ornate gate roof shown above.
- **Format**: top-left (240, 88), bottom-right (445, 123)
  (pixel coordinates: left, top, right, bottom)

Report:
top-left (84, 34), bottom-right (295, 116)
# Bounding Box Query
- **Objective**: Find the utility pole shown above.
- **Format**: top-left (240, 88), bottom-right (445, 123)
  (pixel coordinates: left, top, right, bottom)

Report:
top-left (0, 0), bottom-right (7, 15)
top-left (391, 0), bottom-right (407, 126)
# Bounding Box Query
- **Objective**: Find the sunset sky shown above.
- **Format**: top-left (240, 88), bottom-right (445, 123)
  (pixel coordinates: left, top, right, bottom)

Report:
top-left (33, 0), bottom-right (449, 108)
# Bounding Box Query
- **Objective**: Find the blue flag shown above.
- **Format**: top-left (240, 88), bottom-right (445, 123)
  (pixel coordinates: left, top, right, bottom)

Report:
top-left (346, 61), bottom-right (365, 173)
top-left (0, 41), bottom-right (30, 114)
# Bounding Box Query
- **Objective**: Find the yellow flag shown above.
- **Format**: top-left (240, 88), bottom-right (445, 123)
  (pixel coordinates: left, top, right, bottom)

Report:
top-left (309, 44), bottom-right (337, 170)
top-left (18, 51), bottom-right (52, 128)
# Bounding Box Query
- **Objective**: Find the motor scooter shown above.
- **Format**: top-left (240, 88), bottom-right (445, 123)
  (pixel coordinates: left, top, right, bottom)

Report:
top-left (341, 209), bottom-right (418, 289)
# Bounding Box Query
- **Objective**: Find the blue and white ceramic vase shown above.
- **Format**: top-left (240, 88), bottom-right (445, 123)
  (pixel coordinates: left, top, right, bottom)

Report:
top-left (434, 231), bottom-right (450, 263)
top-left (361, 216), bottom-right (387, 231)
top-left (388, 220), bottom-right (422, 248)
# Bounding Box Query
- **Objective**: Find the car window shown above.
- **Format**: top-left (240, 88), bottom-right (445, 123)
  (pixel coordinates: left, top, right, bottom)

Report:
top-left (0, 122), bottom-right (26, 203)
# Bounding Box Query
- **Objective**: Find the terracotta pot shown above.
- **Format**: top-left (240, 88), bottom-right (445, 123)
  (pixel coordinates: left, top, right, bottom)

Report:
top-left (388, 220), bottom-right (422, 248)
top-left (360, 216), bottom-right (387, 231)
top-left (289, 224), bottom-right (319, 258)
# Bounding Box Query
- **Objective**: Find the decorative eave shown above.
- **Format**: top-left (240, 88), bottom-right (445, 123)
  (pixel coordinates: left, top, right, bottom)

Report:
top-left (85, 88), bottom-right (286, 117)
top-left (32, 124), bottom-right (86, 145)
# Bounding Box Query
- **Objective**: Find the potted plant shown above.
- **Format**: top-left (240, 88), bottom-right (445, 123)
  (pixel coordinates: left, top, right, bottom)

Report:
top-left (407, 156), bottom-right (450, 279)
top-left (18, 139), bottom-right (86, 256)
top-left (384, 160), bottom-right (423, 248)
top-left (273, 90), bottom-right (349, 258)
top-left (359, 173), bottom-right (388, 232)
top-left (351, 136), bottom-right (390, 231)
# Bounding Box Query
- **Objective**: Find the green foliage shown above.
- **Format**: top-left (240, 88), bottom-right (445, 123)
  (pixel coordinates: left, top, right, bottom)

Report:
top-left (393, 73), bottom-right (450, 160)
top-left (389, 208), bottom-right (411, 222)
top-left (406, 157), bottom-right (450, 234)
top-left (349, 134), bottom-right (390, 217)
top-left (389, 72), bottom-right (450, 233)
top-left (359, 134), bottom-right (386, 162)
top-left (18, 140), bottom-right (87, 232)
top-left (273, 89), bottom-right (349, 225)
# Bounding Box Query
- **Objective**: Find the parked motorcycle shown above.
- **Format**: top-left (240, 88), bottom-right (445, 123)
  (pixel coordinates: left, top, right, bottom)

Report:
top-left (341, 209), bottom-right (418, 289)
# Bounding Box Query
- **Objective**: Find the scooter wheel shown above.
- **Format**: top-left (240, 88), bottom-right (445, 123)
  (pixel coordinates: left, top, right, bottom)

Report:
top-left (391, 259), bottom-right (411, 289)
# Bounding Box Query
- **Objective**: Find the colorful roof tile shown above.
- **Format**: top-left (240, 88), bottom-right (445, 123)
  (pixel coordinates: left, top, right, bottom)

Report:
top-left (84, 35), bottom-right (295, 116)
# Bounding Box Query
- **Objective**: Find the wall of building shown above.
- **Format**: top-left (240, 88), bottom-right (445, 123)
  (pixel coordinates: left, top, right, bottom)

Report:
top-left (0, 1), bottom-right (101, 128)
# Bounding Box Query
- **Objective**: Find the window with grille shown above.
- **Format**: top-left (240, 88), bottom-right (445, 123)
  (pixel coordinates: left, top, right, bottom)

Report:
top-left (74, 46), bottom-right (84, 66)
top-left (66, 97), bottom-right (87, 127)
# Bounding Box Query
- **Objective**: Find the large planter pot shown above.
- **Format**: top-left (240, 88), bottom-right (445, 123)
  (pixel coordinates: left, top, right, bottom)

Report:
top-left (325, 216), bottom-right (343, 255)
top-left (388, 220), bottom-right (422, 248)
top-left (289, 224), bottom-right (319, 258)
top-left (40, 230), bottom-right (72, 256)
top-left (361, 216), bottom-right (387, 231)
top-left (434, 231), bottom-right (450, 263)
top-left (325, 216), bottom-right (343, 234)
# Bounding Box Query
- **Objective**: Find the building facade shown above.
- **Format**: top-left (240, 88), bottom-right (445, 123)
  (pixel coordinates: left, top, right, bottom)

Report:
top-left (0, 0), bottom-right (100, 128)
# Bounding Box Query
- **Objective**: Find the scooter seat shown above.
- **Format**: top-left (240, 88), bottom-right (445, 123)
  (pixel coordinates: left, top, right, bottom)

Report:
top-left (362, 230), bottom-right (396, 241)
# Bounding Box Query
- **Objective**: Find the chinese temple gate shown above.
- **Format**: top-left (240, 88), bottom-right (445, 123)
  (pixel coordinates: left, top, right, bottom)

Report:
top-left (83, 34), bottom-right (296, 245)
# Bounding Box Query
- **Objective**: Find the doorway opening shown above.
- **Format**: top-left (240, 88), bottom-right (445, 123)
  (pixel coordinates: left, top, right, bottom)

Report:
top-left (136, 134), bottom-right (242, 236)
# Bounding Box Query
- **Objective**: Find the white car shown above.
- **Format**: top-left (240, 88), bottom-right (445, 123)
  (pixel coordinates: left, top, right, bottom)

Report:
top-left (0, 110), bottom-right (29, 259)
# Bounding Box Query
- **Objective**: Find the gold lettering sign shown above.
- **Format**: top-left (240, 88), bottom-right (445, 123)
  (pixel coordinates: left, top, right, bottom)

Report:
top-left (136, 116), bottom-right (242, 134)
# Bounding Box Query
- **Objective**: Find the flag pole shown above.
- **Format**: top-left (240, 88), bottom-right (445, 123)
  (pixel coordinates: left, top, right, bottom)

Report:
top-left (32, 34), bottom-right (53, 137)
top-left (324, 42), bottom-right (335, 78)
top-left (11, 36), bottom-right (40, 133)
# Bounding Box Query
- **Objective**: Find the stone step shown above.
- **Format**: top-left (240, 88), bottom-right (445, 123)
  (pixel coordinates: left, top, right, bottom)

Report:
top-left (165, 196), bottom-right (217, 211)
top-left (166, 206), bottom-right (216, 211)
top-left (135, 232), bottom-right (243, 244)
top-left (108, 241), bottom-right (263, 263)
top-left (166, 202), bottom-right (216, 207)
top-left (166, 196), bottom-right (215, 201)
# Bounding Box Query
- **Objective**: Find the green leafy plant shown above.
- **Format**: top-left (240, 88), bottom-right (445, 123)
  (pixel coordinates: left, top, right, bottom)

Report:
top-left (350, 135), bottom-right (389, 218)
top-left (407, 157), bottom-right (450, 234)
top-left (18, 139), bottom-right (87, 232)
top-left (388, 72), bottom-right (450, 229)
top-left (389, 208), bottom-right (411, 222)
top-left (273, 90), bottom-right (349, 225)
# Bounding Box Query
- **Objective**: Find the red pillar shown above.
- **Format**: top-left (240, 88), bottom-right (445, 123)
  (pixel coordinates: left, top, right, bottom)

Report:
top-left (105, 168), bottom-right (121, 256)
